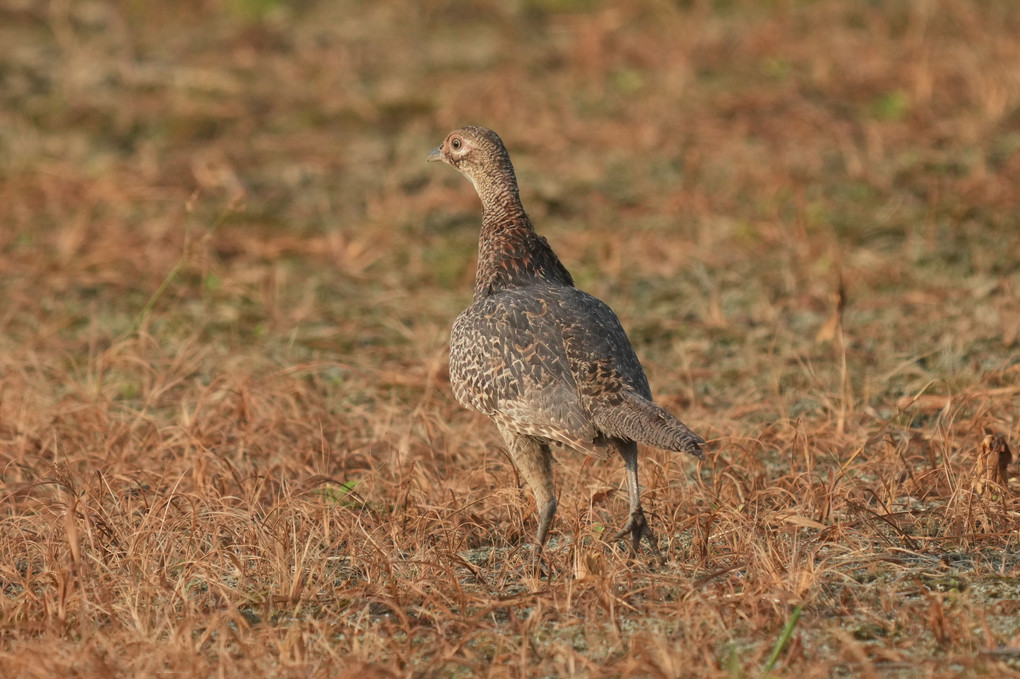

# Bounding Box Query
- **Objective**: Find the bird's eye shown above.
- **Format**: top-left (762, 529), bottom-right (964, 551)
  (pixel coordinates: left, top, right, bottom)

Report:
top-left (451, 138), bottom-right (462, 150)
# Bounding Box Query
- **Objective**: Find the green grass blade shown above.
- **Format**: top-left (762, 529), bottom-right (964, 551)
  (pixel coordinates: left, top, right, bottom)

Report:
top-left (762, 605), bottom-right (802, 676)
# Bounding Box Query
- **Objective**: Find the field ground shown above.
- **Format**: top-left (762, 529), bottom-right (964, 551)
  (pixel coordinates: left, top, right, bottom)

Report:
top-left (2, 0), bottom-right (1020, 676)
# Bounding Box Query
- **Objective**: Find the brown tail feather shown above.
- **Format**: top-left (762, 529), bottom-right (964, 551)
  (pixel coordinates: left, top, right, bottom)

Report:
top-left (597, 394), bottom-right (705, 458)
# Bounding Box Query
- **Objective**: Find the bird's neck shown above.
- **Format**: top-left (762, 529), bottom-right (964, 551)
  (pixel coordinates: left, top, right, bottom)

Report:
top-left (473, 191), bottom-right (574, 302)
top-left (478, 182), bottom-right (528, 225)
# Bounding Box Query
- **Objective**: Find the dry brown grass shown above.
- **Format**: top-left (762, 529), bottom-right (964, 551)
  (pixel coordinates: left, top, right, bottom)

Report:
top-left (2, 0), bottom-right (1020, 676)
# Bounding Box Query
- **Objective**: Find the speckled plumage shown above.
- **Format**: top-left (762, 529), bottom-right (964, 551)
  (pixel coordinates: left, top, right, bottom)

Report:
top-left (429, 126), bottom-right (705, 563)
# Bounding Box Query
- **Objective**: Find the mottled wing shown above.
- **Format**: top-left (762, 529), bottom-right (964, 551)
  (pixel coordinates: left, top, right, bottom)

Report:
top-left (557, 288), bottom-right (652, 404)
top-left (559, 288), bottom-right (705, 456)
top-left (449, 290), bottom-right (609, 457)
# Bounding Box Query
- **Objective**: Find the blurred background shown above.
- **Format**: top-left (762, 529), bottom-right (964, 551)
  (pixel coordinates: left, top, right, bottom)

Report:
top-left (3, 0), bottom-right (1018, 443)
top-left (3, 0), bottom-right (1017, 314)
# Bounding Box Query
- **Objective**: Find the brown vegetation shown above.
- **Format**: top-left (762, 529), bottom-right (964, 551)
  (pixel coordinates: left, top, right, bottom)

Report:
top-left (1, 0), bottom-right (1019, 676)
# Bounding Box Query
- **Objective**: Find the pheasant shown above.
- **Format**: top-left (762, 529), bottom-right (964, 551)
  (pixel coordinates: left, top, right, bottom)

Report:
top-left (428, 126), bottom-right (705, 564)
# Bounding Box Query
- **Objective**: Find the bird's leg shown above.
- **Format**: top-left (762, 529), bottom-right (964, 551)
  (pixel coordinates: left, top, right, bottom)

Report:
top-left (504, 432), bottom-right (557, 576)
top-left (613, 441), bottom-right (665, 565)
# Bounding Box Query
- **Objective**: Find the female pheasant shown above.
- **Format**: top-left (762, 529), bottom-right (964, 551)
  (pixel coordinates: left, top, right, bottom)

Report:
top-left (428, 126), bottom-right (704, 563)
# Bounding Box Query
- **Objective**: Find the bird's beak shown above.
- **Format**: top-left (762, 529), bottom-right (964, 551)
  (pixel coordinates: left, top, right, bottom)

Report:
top-left (426, 146), bottom-right (443, 163)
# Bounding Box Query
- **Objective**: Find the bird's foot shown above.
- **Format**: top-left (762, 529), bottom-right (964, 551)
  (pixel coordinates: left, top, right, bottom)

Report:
top-left (526, 548), bottom-right (551, 581)
top-left (613, 509), bottom-right (665, 566)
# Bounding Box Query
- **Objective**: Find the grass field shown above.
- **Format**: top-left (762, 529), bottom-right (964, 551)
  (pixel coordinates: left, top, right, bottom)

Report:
top-left (2, 0), bottom-right (1020, 676)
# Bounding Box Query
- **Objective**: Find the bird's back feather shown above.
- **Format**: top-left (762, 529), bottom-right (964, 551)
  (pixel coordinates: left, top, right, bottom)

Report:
top-left (450, 284), bottom-right (703, 459)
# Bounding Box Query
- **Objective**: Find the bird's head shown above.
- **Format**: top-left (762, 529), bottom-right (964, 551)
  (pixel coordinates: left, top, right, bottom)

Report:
top-left (427, 126), bottom-right (517, 194)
